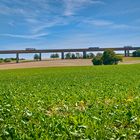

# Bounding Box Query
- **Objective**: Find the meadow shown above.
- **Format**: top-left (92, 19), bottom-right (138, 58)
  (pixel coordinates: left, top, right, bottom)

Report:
top-left (0, 65), bottom-right (140, 139)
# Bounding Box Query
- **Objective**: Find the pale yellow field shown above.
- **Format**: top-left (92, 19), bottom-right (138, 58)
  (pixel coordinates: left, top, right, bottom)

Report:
top-left (0, 57), bottom-right (140, 70)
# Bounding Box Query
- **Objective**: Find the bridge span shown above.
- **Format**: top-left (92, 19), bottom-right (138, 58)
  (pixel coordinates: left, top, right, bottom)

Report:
top-left (0, 46), bottom-right (139, 63)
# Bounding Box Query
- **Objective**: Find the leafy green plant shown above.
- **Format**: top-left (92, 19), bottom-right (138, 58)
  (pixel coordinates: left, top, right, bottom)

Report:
top-left (4, 58), bottom-right (11, 62)
top-left (34, 54), bottom-right (40, 61)
top-left (92, 56), bottom-right (103, 65)
top-left (132, 49), bottom-right (140, 57)
top-left (0, 65), bottom-right (140, 139)
top-left (92, 50), bottom-right (122, 65)
top-left (50, 53), bottom-right (59, 58)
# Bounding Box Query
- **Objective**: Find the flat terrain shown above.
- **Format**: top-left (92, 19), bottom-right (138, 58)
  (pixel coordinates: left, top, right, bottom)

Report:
top-left (0, 65), bottom-right (140, 139)
top-left (0, 57), bottom-right (140, 70)
top-left (0, 59), bottom-right (92, 70)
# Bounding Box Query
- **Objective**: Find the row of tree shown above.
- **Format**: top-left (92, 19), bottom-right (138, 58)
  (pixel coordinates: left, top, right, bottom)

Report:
top-left (33, 53), bottom-right (96, 60)
top-left (0, 58), bottom-right (25, 63)
top-left (65, 52), bottom-right (95, 59)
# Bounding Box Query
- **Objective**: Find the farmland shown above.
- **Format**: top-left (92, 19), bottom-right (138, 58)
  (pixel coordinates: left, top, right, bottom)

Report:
top-left (0, 65), bottom-right (140, 139)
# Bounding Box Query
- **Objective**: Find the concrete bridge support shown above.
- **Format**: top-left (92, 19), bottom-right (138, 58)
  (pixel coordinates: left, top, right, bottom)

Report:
top-left (124, 50), bottom-right (130, 57)
top-left (61, 52), bottom-right (64, 59)
top-left (16, 53), bottom-right (19, 63)
top-left (39, 53), bottom-right (42, 61)
top-left (83, 51), bottom-right (87, 58)
top-left (127, 50), bottom-right (130, 57)
top-left (124, 50), bottom-right (127, 57)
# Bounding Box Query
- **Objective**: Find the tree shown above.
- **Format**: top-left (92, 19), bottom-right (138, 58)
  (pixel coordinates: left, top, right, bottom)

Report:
top-left (34, 54), bottom-right (40, 61)
top-left (75, 53), bottom-right (80, 59)
top-left (96, 53), bottom-right (102, 57)
top-left (71, 53), bottom-right (76, 59)
top-left (92, 49), bottom-right (122, 65)
top-left (132, 50), bottom-right (140, 57)
top-left (65, 53), bottom-right (72, 59)
top-left (92, 55), bottom-right (103, 65)
top-left (102, 49), bottom-right (122, 65)
top-left (50, 53), bottom-right (59, 58)
top-left (4, 58), bottom-right (11, 63)
top-left (87, 53), bottom-right (95, 58)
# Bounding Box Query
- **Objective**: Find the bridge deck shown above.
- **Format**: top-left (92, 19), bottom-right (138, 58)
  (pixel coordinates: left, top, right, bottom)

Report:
top-left (0, 47), bottom-right (140, 54)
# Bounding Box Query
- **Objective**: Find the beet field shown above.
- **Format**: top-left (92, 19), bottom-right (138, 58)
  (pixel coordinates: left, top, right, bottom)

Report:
top-left (0, 65), bottom-right (140, 139)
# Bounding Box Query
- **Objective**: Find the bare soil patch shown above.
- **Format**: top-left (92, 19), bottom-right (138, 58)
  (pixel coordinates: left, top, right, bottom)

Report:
top-left (0, 59), bottom-right (92, 70)
top-left (0, 59), bottom-right (140, 70)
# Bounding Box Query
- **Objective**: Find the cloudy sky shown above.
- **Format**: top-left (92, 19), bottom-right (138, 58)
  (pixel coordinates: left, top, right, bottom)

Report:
top-left (0, 0), bottom-right (140, 50)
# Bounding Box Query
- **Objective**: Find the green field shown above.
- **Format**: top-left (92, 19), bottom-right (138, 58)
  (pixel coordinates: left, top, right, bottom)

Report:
top-left (0, 65), bottom-right (140, 139)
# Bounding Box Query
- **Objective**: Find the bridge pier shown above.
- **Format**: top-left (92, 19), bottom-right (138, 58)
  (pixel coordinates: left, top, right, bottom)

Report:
top-left (16, 53), bottom-right (19, 63)
top-left (124, 50), bottom-right (130, 57)
top-left (124, 50), bottom-right (127, 57)
top-left (127, 50), bottom-right (130, 57)
top-left (61, 52), bottom-right (64, 59)
top-left (39, 53), bottom-right (42, 61)
top-left (83, 51), bottom-right (87, 58)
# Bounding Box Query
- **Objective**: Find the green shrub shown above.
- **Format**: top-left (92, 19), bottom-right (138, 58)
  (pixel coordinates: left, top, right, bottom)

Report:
top-left (65, 53), bottom-right (72, 59)
top-left (4, 58), bottom-right (11, 62)
top-left (50, 53), bottom-right (59, 58)
top-left (92, 50), bottom-right (122, 65)
top-left (114, 56), bottom-right (123, 64)
top-left (34, 54), bottom-right (40, 61)
top-left (92, 56), bottom-right (103, 65)
top-left (132, 49), bottom-right (140, 57)
top-left (102, 49), bottom-right (122, 65)
top-left (87, 53), bottom-right (95, 59)
top-left (0, 60), bottom-right (3, 63)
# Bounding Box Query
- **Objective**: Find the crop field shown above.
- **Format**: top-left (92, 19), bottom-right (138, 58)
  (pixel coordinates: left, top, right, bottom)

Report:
top-left (0, 65), bottom-right (140, 139)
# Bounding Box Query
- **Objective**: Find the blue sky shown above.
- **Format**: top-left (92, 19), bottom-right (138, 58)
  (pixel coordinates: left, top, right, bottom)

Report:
top-left (0, 0), bottom-right (140, 51)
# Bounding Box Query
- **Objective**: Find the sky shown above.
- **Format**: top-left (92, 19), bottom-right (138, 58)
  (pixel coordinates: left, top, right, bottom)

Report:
top-left (0, 0), bottom-right (140, 53)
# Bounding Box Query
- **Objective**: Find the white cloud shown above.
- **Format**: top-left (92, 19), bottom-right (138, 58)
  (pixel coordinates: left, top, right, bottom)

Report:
top-left (0, 0), bottom-right (50, 17)
top-left (63, 0), bottom-right (104, 16)
top-left (0, 32), bottom-right (49, 39)
top-left (25, 16), bottom-right (75, 34)
top-left (85, 19), bottom-right (113, 26)
top-left (83, 19), bottom-right (140, 30)
top-left (30, 18), bottom-right (67, 34)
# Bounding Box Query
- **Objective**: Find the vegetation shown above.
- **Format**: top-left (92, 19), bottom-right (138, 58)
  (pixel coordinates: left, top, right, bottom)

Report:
top-left (132, 50), bottom-right (140, 57)
top-left (65, 52), bottom-right (95, 59)
top-left (92, 55), bottom-right (102, 65)
top-left (0, 65), bottom-right (140, 139)
top-left (75, 53), bottom-right (82, 59)
top-left (0, 58), bottom-right (21, 63)
top-left (86, 53), bottom-right (95, 59)
top-left (0, 58), bottom-right (20, 63)
top-left (102, 49), bottom-right (122, 65)
top-left (34, 54), bottom-right (40, 61)
top-left (50, 53), bottom-right (59, 58)
top-left (65, 52), bottom-right (72, 59)
top-left (92, 49), bottom-right (122, 65)
top-left (65, 53), bottom-right (77, 59)
top-left (0, 58), bottom-right (3, 63)
top-left (3, 58), bottom-right (11, 63)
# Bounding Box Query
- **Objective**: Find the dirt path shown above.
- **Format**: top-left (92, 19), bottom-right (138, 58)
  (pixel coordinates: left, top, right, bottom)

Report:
top-left (0, 59), bottom-right (140, 70)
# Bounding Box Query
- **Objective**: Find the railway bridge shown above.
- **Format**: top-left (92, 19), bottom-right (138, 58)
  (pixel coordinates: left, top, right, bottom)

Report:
top-left (0, 46), bottom-right (139, 63)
